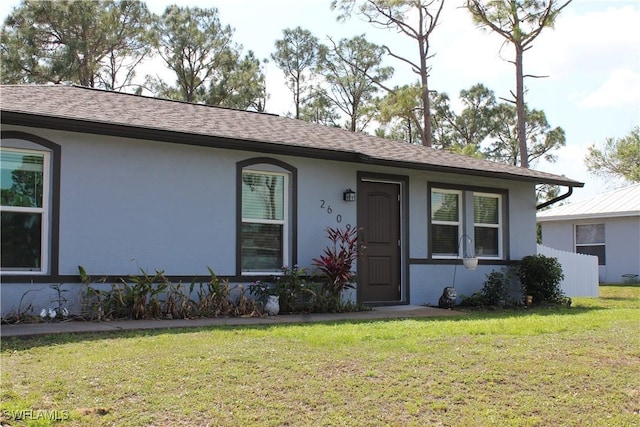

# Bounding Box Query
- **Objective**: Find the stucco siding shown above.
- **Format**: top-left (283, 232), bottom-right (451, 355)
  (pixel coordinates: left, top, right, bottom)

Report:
top-left (507, 181), bottom-right (538, 259)
top-left (540, 216), bottom-right (640, 283)
top-left (407, 174), bottom-right (536, 306)
top-left (2, 125), bottom-right (541, 314)
top-left (602, 216), bottom-right (640, 282)
top-left (540, 222), bottom-right (574, 252)
top-left (295, 157), bottom-right (357, 267)
top-left (58, 131), bottom-right (238, 276)
top-left (3, 126), bottom-right (365, 278)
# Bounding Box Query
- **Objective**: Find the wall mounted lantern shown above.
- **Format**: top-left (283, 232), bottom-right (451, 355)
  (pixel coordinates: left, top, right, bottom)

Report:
top-left (343, 189), bottom-right (356, 202)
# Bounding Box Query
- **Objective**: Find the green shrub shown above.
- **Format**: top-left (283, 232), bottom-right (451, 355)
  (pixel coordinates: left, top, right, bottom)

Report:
top-left (79, 266), bottom-right (259, 320)
top-left (250, 266), bottom-right (368, 314)
top-left (273, 265), bottom-right (318, 313)
top-left (517, 255), bottom-right (568, 306)
top-left (460, 269), bottom-right (513, 308)
top-left (482, 270), bottom-right (512, 307)
top-left (250, 266), bottom-right (319, 314)
top-left (459, 291), bottom-right (486, 308)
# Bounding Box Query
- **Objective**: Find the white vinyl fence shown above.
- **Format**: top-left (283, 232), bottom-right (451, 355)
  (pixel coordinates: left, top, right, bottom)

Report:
top-left (537, 244), bottom-right (599, 297)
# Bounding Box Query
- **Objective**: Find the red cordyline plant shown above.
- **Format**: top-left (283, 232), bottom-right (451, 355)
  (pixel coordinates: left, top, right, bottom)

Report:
top-left (312, 226), bottom-right (364, 305)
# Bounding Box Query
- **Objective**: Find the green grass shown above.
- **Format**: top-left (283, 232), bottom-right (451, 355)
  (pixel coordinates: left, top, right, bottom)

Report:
top-left (2, 285), bottom-right (639, 426)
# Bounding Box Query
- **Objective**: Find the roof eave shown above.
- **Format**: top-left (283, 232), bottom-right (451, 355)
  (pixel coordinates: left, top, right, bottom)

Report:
top-left (537, 211), bottom-right (640, 222)
top-left (2, 110), bottom-right (584, 188)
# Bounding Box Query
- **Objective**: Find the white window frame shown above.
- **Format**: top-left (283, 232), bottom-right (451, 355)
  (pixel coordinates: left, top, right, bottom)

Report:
top-left (241, 169), bottom-right (289, 275)
top-left (473, 192), bottom-right (503, 259)
top-left (431, 188), bottom-right (462, 259)
top-left (0, 147), bottom-right (50, 274)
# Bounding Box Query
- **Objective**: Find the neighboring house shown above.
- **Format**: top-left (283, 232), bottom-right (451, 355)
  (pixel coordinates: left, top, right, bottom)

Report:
top-left (0, 84), bottom-right (584, 316)
top-left (538, 184), bottom-right (640, 283)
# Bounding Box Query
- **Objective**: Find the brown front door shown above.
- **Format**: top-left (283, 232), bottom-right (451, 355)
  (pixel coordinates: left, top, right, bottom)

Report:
top-left (358, 181), bottom-right (401, 303)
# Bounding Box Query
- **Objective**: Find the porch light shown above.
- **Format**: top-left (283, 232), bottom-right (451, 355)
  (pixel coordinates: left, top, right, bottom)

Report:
top-left (343, 189), bottom-right (356, 202)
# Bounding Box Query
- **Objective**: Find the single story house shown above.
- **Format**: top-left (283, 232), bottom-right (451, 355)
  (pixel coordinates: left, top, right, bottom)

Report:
top-left (1, 84), bottom-right (584, 316)
top-left (538, 183), bottom-right (640, 283)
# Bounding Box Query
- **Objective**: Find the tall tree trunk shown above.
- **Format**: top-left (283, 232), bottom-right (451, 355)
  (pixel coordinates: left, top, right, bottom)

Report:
top-left (421, 82), bottom-right (432, 147)
top-left (419, 36), bottom-right (432, 147)
top-left (515, 44), bottom-right (528, 168)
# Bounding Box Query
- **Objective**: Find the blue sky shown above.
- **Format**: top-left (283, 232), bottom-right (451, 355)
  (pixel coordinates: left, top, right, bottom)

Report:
top-left (2, 0), bottom-right (639, 201)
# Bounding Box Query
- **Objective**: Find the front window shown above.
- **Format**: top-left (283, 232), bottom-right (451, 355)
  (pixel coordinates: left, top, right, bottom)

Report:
top-left (431, 189), bottom-right (461, 257)
top-left (1, 148), bottom-right (49, 272)
top-left (241, 170), bottom-right (287, 273)
top-left (430, 186), bottom-right (505, 260)
top-left (575, 224), bottom-right (605, 265)
top-left (473, 193), bottom-right (502, 257)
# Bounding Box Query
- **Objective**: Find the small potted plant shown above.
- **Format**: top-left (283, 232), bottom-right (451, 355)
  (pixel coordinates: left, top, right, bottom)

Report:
top-left (249, 281), bottom-right (279, 315)
top-left (463, 257), bottom-right (478, 270)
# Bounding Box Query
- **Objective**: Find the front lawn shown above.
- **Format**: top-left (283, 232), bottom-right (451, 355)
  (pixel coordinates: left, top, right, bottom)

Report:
top-left (1, 285), bottom-right (639, 426)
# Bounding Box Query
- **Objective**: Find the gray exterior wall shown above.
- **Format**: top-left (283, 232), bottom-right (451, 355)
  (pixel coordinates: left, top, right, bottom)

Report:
top-left (541, 216), bottom-right (640, 283)
top-left (406, 173), bottom-right (536, 305)
top-left (1, 126), bottom-right (539, 316)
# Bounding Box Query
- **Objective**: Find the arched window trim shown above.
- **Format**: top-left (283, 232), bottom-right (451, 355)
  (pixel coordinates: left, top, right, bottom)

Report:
top-left (1, 131), bottom-right (61, 278)
top-left (236, 157), bottom-right (297, 276)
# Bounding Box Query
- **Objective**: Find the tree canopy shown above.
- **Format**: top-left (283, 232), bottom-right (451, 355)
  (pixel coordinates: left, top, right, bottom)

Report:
top-left (271, 26), bottom-right (321, 119)
top-left (1, 0), bottom-right (573, 174)
top-left (319, 35), bottom-right (392, 132)
top-left (466, 0), bottom-right (572, 168)
top-left (584, 127), bottom-right (640, 183)
top-left (332, 0), bottom-right (444, 147)
top-left (1, 0), bottom-right (153, 90)
top-left (147, 5), bottom-right (265, 109)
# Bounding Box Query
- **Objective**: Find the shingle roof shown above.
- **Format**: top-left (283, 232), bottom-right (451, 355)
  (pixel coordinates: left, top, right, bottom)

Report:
top-left (0, 84), bottom-right (583, 187)
top-left (537, 183), bottom-right (640, 221)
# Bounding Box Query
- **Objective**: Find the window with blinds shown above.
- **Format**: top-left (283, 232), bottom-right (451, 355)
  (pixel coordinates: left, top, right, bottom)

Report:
top-left (473, 193), bottom-right (501, 257)
top-left (429, 186), bottom-right (504, 260)
top-left (431, 189), bottom-right (461, 257)
top-left (241, 170), bottom-right (287, 273)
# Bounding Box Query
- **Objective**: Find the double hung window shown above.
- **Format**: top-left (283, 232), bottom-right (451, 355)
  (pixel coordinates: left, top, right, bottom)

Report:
top-left (430, 186), bottom-right (504, 259)
top-left (1, 148), bottom-right (49, 272)
top-left (241, 170), bottom-right (288, 273)
top-left (473, 193), bottom-right (501, 257)
top-left (575, 224), bottom-right (605, 265)
top-left (431, 189), bottom-right (462, 257)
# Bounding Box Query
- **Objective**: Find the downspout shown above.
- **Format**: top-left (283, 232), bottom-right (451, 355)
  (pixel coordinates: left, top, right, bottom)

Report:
top-left (536, 186), bottom-right (574, 210)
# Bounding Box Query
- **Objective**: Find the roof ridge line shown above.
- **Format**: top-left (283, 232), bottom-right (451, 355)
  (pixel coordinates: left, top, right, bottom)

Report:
top-left (66, 84), bottom-right (279, 117)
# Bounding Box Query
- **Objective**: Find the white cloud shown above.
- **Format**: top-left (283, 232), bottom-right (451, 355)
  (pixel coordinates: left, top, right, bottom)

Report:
top-left (531, 5), bottom-right (640, 79)
top-left (579, 68), bottom-right (640, 108)
top-left (537, 142), bottom-right (609, 201)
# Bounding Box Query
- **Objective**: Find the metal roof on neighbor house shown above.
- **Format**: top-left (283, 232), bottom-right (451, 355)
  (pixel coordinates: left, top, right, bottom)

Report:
top-left (0, 84), bottom-right (584, 188)
top-left (537, 183), bottom-right (640, 221)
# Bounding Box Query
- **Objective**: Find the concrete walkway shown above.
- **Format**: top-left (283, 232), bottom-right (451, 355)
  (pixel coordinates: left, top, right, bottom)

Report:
top-left (1, 305), bottom-right (464, 338)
